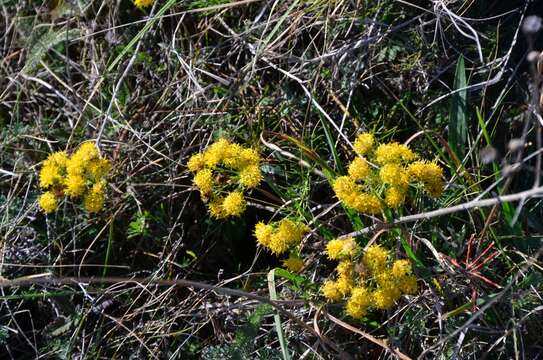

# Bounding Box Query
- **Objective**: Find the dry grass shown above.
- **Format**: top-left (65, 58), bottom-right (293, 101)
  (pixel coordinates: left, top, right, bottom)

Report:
top-left (1, 0), bottom-right (543, 359)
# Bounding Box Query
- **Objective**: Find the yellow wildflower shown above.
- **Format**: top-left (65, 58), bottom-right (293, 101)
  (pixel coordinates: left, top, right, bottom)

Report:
top-left (326, 239), bottom-right (344, 260)
top-left (265, 219), bottom-right (308, 255)
top-left (353, 133), bottom-right (375, 155)
top-left (187, 153), bottom-right (205, 173)
top-left (282, 254), bottom-right (304, 272)
top-left (268, 233), bottom-right (290, 254)
top-left (336, 274), bottom-right (354, 296)
top-left (326, 238), bottom-right (357, 260)
top-left (66, 154), bottom-right (86, 176)
top-left (87, 159), bottom-right (110, 180)
top-left (208, 197), bottom-right (226, 219)
top-left (222, 143), bottom-right (244, 168)
top-left (374, 270), bottom-right (394, 288)
top-left (391, 259), bottom-right (412, 278)
top-left (345, 287), bottom-right (372, 318)
top-left (238, 164), bottom-right (263, 188)
top-left (347, 157), bottom-right (369, 181)
top-left (379, 163), bottom-right (409, 188)
top-left (39, 191), bottom-right (58, 213)
top-left (238, 148), bottom-right (260, 168)
top-left (203, 138), bottom-right (230, 168)
top-left (134, 0), bottom-right (154, 8)
top-left (363, 244), bottom-right (389, 275)
top-left (64, 174), bottom-right (86, 197)
top-left (39, 151), bottom-right (68, 188)
top-left (73, 142), bottom-right (99, 163)
top-left (83, 181), bottom-right (105, 213)
top-left (193, 169), bottom-right (214, 196)
top-left (221, 191), bottom-right (246, 217)
top-left (408, 161), bottom-right (444, 197)
top-left (336, 260), bottom-right (354, 277)
top-left (333, 176), bottom-right (358, 204)
top-left (374, 142), bottom-right (416, 165)
top-left (254, 222), bottom-right (273, 247)
top-left (372, 287), bottom-right (401, 310)
top-left (350, 192), bottom-right (382, 215)
top-left (321, 280), bottom-right (342, 302)
top-left (399, 274), bottom-right (418, 294)
top-left (384, 186), bottom-right (406, 208)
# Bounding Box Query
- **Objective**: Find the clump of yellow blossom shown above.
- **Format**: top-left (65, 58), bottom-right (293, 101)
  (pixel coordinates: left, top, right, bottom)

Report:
top-left (254, 219), bottom-right (309, 271)
top-left (374, 142), bottom-right (416, 165)
top-left (282, 254), bottom-right (305, 272)
top-left (347, 157), bottom-right (369, 181)
top-left (345, 287), bottom-right (372, 318)
top-left (38, 142), bottom-right (109, 214)
top-left (38, 192), bottom-right (58, 213)
top-left (353, 133), bottom-right (375, 155)
top-left (321, 241), bottom-right (418, 318)
top-left (187, 138), bottom-right (263, 219)
top-left (39, 151), bottom-right (68, 188)
top-left (221, 191), bottom-right (246, 217)
top-left (321, 280), bottom-right (342, 302)
top-left (134, 0), bottom-right (154, 9)
top-left (332, 133), bottom-right (445, 215)
top-left (408, 161), bottom-right (444, 197)
top-left (326, 238), bottom-right (358, 260)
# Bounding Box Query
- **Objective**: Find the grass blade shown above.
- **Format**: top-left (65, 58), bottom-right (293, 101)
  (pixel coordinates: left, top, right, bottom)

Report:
top-left (449, 55), bottom-right (468, 159)
top-left (268, 269), bottom-right (291, 360)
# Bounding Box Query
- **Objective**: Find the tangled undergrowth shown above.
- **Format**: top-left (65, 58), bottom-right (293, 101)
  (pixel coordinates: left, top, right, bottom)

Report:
top-left (2, 1), bottom-right (543, 359)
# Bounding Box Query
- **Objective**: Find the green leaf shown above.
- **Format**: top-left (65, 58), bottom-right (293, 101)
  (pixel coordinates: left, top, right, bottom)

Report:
top-left (449, 55), bottom-right (468, 159)
top-left (23, 27), bottom-right (81, 74)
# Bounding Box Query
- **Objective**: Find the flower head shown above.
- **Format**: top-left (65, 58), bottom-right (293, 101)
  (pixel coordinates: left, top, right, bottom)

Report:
top-left (83, 181), bottom-right (105, 213)
top-left (187, 153), bottom-right (205, 173)
top-left (347, 157), bottom-right (369, 181)
top-left (326, 238), bottom-right (357, 260)
top-left (239, 164), bottom-right (263, 188)
top-left (384, 186), bottom-right (406, 208)
top-left (372, 287), bottom-right (401, 310)
top-left (379, 163), bottom-right (409, 188)
top-left (39, 151), bottom-right (68, 189)
top-left (345, 287), bottom-right (372, 318)
top-left (399, 274), bottom-right (418, 294)
top-left (193, 169), bottom-right (214, 196)
top-left (256, 219), bottom-right (309, 255)
top-left (87, 159), bottom-right (110, 180)
top-left (254, 222), bottom-right (273, 247)
top-left (353, 133), bottom-right (375, 155)
top-left (391, 259), bottom-right (412, 278)
top-left (73, 142), bottom-right (99, 163)
top-left (282, 254), bottom-right (304, 272)
top-left (408, 161), bottom-right (444, 197)
top-left (321, 280), bottom-right (342, 302)
top-left (350, 192), bottom-right (382, 215)
top-left (64, 174), bottom-right (86, 197)
top-left (134, 0), bottom-right (154, 9)
top-left (208, 197), bottom-right (226, 219)
top-left (221, 191), bottom-right (246, 217)
top-left (375, 142), bottom-right (415, 165)
top-left (363, 244), bottom-right (389, 275)
top-left (39, 192), bottom-right (58, 213)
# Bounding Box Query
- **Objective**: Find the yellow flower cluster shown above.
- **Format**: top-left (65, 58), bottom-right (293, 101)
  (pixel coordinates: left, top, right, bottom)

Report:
top-left (134, 0), bottom-right (154, 9)
top-left (187, 138), bottom-right (263, 219)
top-left (38, 142), bottom-right (110, 214)
top-left (333, 133), bottom-right (444, 214)
top-left (282, 254), bottom-right (305, 272)
top-left (321, 243), bottom-right (417, 318)
top-left (254, 219), bottom-right (309, 255)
